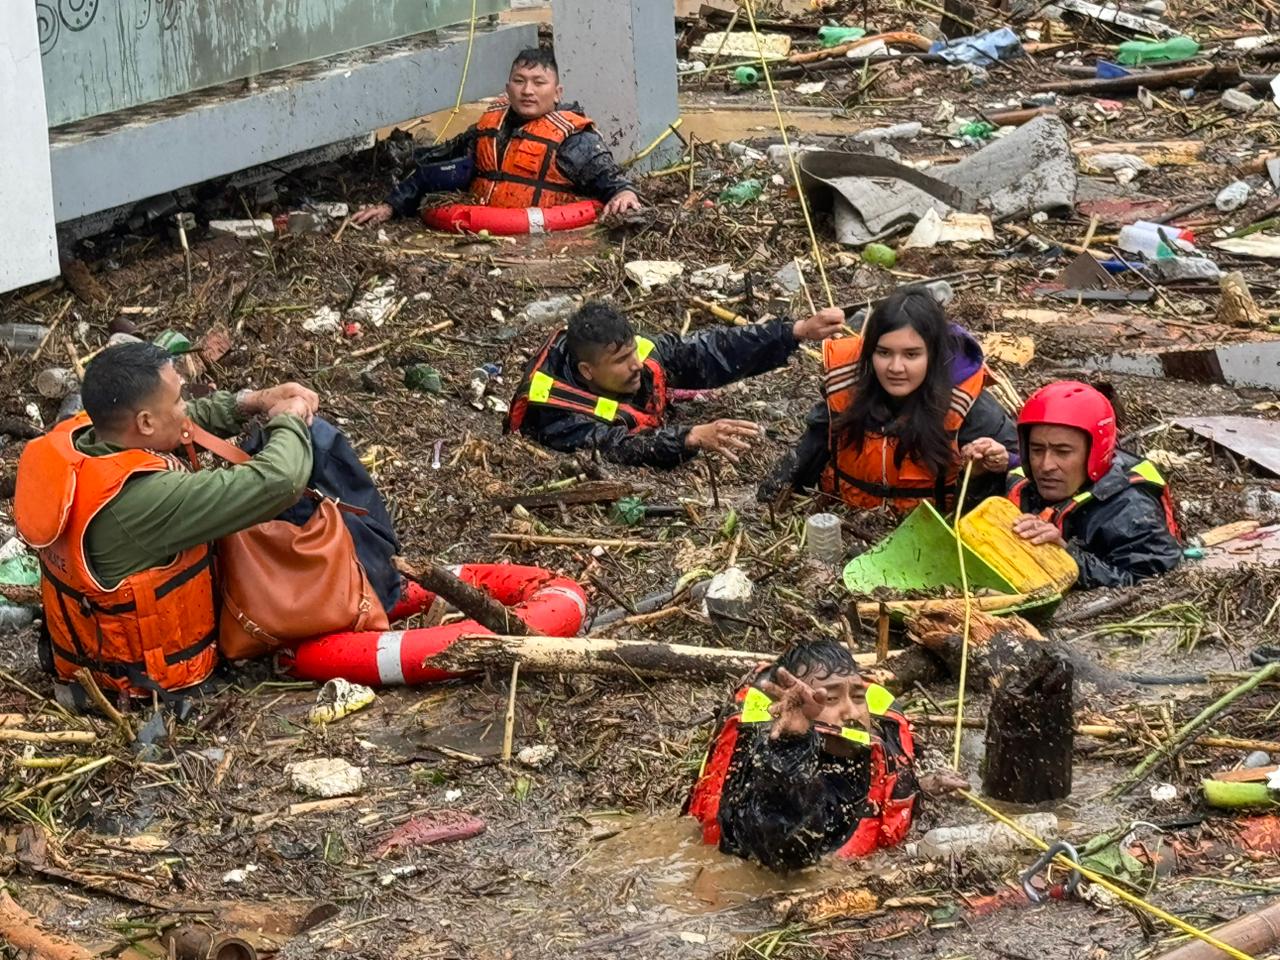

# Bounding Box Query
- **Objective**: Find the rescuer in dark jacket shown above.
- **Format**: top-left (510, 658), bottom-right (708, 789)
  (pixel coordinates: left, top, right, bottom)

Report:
top-left (353, 47), bottom-right (638, 224)
top-left (1007, 381), bottom-right (1182, 589)
top-left (504, 301), bottom-right (846, 469)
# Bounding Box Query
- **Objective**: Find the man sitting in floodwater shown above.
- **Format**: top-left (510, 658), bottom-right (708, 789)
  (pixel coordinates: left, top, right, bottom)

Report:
top-left (504, 300), bottom-right (845, 469)
top-left (353, 47), bottom-right (641, 225)
top-left (1008, 381), bottom-right (1182, 589)
top-left (686, 640), bottom-right (966, 871)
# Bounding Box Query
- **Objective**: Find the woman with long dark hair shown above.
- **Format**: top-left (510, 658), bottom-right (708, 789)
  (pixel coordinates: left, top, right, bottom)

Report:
top-left (762, 289), bottom-right (1017, 514)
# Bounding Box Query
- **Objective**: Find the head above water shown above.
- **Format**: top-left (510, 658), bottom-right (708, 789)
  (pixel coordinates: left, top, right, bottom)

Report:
top-left (82, 341), bottom-right (188, 452)
top-left (770, 639), bottom-right (868, 730)
top-left (836, 288), bottom-right (957, 478)
top-left (507, 47), bottom-right (562, 121)
top-left (1017, 380), bottom-right (1118, 502)
top-left (565, 301), bottom-right (642, 396)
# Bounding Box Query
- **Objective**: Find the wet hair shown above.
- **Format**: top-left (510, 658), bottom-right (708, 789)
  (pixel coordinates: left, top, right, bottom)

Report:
top-left (565, 301), bottom-right (635, 366)
top-left (770, 639), bottom-right (859, 683)
top-left (834, 288), bottom-right (956, 478)
top-left (511, 47), bottom-right (558, 78)
top-left (82, 341), bottom-right (174, 432)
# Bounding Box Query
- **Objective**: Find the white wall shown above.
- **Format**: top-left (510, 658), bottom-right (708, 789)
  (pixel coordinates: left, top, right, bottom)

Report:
top-left (0, 3), bottom-right (59, 293)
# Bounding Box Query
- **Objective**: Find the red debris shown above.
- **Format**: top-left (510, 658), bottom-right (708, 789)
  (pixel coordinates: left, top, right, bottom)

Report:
top-left (372, 812), bottom-right (486, 858)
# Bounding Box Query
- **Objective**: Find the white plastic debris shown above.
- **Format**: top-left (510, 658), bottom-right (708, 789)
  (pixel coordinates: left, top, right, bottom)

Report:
top-left (517, 744), bottom-right (558, 768)
top-left (1082, 152), bottom-right (1151, 182)
top-left (302, 306), bottom-right (342, 334)
top-left (690, 263), bottom-right (744, 291)
top-left (1220, 89), bottom-right (1261, 114)
top-left (309, 678), bottom-right (376, 726)
top-left (287, 757), bottom-right (364, 798)
top-left (222, 863), bottom-right (260, 884)
top-left (1150, 782), bottom-right (1178, 802)
top-left (352, 279), bottom-right (399, 327)
top-left (853, 121), bottom-right (923, 144)
top-left (903, 209), bottom-right (995, 248)
top-left (445, 788), bottom-right (463, 802)
top-left (624, 260), bottom-right (684, 292)
top-left (1215, 180), bottom-right (1251, 212)
top-left (518, 295), bottom-right (579, 325)
top-left (209, 219), bottom-right (274, 239)
top-left (795, 80), bottom-right (827, 95)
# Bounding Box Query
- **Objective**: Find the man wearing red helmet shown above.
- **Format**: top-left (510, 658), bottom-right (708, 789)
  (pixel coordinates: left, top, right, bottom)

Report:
top-left (1007, 381), bottom-right (1182, 589)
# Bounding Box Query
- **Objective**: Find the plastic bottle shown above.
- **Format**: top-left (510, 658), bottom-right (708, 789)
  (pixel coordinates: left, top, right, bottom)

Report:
top-left (153, 330), bottom-right (192, 354)
top-left (733, 65), bottom-right (760, 87)
top-left (1116, 36), bottom-right (1200, 66)
top-left (862, 243), bottom-right (897, 268)
top-left (1146, 256), bottom-right (1221, 283)
top-left (35, 367), bottom-right (78, 399)
top-left (805, 513), bottom-right (845, 564)
top-left (0, 323), bottom-right (50, 353)
top-left (1117, 220), bottom-right (1196, 259)
top-left (0, 605), bottom-right (36, 633)
top-left (719, 179), bottom-right (764, 205)
top-left (818, 25), bottom-right (866, 47)
top-left (917, 813), bottom-right (1059, 859)
top-left (958, 120), bottom-right (995, 140)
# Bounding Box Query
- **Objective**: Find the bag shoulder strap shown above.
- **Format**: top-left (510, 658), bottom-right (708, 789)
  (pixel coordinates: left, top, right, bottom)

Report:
top-left (182, 421), bottom-right (368, 517)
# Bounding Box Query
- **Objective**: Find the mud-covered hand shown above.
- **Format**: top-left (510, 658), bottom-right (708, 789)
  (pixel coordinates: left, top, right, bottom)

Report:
top-left (757, 667), bottom-right (827, 740)
top-left (243, 383), bottom-right (320, 424)
top-left (602, 190), bottom-right (642, 218)
top-left (960, 437), bottom-right (1010, 475)
top-left (918, 770), bottom-right (970, 798)
top-left (685, 419), bottom-right (760, 463)
top-left (352, 203), bottom-right (394, 226)
top-left (792, 307), bottom-right (846, 342)
top-left (1013, 514), bottom-right (1066, 548)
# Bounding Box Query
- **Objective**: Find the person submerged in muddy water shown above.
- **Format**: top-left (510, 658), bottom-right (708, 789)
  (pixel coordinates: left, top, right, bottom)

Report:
top-left (757, 288), bottom-right (1019, 513)
top-left (687, 640), bottom-right (967, 871)
top-left (1007, 380), bottom-right (1182, 589)
top-left (504, 300), bottom-right (846, 468)
top-left (352, 47), bottom-right (641, 225)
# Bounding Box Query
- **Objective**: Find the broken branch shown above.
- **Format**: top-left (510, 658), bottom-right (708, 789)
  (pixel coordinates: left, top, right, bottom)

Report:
top-left (393, 556), bottom-right (533, 636)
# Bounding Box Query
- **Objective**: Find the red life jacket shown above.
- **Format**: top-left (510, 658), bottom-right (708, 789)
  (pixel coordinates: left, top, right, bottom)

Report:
top-left (505, 329), bottom-right (668, 435)
top-left (13, 414), bottom-right (219, 697)
top-left (819, 336), bottom-right (989, 515)
top-left (470, 99), bottom-right (593, 209)
top-left (686, 679), bottom-right (918, 859)
top-left (1007, 460), bottom-right (1182, 540)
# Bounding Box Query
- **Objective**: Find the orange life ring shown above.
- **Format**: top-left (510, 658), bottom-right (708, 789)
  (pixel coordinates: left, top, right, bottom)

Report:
top-left (278, 564), bottom-right (587, 686)
top-left (421, 200), bottom-right (601, 236)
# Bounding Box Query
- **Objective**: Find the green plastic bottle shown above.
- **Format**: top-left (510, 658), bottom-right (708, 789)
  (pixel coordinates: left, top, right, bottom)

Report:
top-left (719, 179), bottom-right (764, 205)
top-left (818, 25), bottom-right (866, 48)
top-left (153, 330), bottom-right (192, 354)
top-left (959, 120), bottom-right (996, 140)
top-left (862, 243), bottom-right (897, 268)
top-left (1116, 35), bottom-right (1199, 66)
top-left (733, 65), bottom-right (760, 87)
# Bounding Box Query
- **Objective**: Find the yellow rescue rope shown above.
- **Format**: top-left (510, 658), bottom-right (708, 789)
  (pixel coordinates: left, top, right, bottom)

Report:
top-left (434, 0), bottom-right (480, 145)
top-left (950, 460), bottom-right (975, 770)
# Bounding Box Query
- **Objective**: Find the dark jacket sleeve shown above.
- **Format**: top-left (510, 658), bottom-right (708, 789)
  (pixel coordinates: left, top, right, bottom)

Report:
top-left (384, 128), bottom-right (479, 217)
top-left (656, 320), bottom-right (801, 391)
top-left (757, 400), bottom-right (830, 502)
top-left (555, 128), bottom-right (635, 201)
top-left (717, 729), bottom-right (847, 872)
top-left (1068, 490), bottom-right (1183, 589)
top-left (519, 406), bottom-right (695, 470)
top-left (956, 390), bottom-right (1021, 505)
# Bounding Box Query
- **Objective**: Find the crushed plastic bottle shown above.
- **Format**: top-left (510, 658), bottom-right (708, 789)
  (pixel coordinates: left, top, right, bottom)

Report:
top-left (918, 813), bottom-right (1059, 859)
top-left (733, 65), bottom-right (760, 87)
top-left (861, 243), bottom-right (897, 268)
top-left (1146, 256), bottom-right (1221, 283)
top-left (853, 122), bottom-right (923, 144)
top-left (718, 179), bottom-right (764, 205)
top-left (1116, 36), bottom-right (1200, 66)
top-left (818, 25), bottom-right (867, 47)
top-left (1117, 220), bottom-right (1196, 259)
top-left (0, 323), bottom-right (50, 353)
top-left (958, 119), bottom-right (996, 141)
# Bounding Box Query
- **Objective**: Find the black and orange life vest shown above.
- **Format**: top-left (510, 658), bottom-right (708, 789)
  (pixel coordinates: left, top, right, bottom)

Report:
top-left (686, 678), bottom-right (918, 859)
top-left (505, 329), bottom-right (668, 435)
top-left (13, 414), bottom-right (219, 697)
top-left (820, 336), bottom-right (988, 514)
top-left (1007, 460), bottom-right (1181, 540)
top-left (470, 99), bottom-right (593, 209)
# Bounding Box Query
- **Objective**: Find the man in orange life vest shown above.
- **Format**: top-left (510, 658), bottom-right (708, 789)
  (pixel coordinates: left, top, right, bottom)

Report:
top-left (13, 342), bottom-right (318, 703)
top-left (1008, 381), bottom-right (1182, 589)
top-left (505, 301), bottom-right (846, 468)
top-left (353, 47), bottom-right (640, 226)
top-left (687, 640), bottom-right (967, 871)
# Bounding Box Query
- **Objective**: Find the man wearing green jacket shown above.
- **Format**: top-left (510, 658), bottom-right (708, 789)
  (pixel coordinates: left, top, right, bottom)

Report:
top-left (15, 341), bottom-right (319, 699)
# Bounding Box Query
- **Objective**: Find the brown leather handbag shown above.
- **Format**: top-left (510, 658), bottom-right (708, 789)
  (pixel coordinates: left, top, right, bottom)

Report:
top-left (183, 423), bottom-right (388, 661)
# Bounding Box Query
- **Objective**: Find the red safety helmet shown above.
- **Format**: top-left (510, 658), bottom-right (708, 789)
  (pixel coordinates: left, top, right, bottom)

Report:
top-left (1018, 381), bottom-right (1117, 482)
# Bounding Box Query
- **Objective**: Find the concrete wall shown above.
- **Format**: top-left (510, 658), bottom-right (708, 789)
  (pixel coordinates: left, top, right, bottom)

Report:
top-left (1, 2), bottom-right (59, 292)
top-left (553, 0), bottom-right (681, 172)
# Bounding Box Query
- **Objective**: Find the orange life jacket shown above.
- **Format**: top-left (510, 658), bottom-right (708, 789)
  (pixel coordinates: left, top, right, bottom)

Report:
top-left (505, 329), bottom-right (668, 435)
top-left (819, 336), bottom-right (988, 514)
top-left (470, 99), bottom-right (593, 209)
top-left (13, 414), bottom-right (218, 698)
top-left (1007, 461), bottom-right (1182, 540)
top-left (686, 678), bottom-right (917, 859)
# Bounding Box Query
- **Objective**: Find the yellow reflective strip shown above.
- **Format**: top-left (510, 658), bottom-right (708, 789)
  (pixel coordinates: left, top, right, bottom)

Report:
top-left (839, 726), bottom-right (872, 745)
top-left (1010, 466), bottom-right (1026, 478)
top-left (741, 686), bottom-right (773, 724)
top-left (635, 336), bottom-right (655, 362)
top-left (865, 683), bottom-right (895, 717)
top-left (1131, 459), bottom-right (1166, 487)
top-left (529, 371), bottom-right (554, 404)
top-left (593, 396), bottom-right (619, 422)
top-left (1073, 491), bottom-right (1093, 504)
